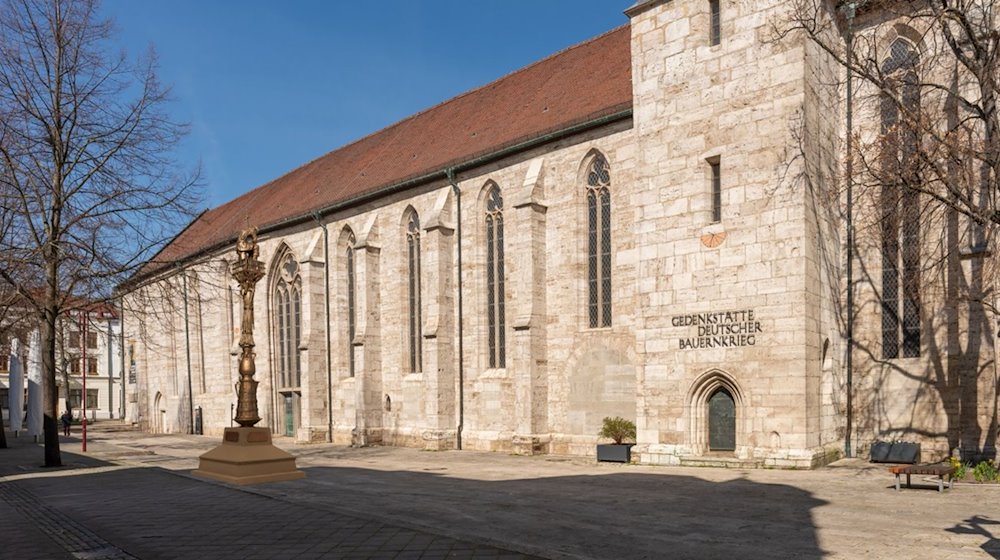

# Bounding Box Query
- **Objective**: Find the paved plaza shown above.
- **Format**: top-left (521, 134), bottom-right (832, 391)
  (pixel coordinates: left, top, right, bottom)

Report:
top-left (1, 423), bottom-right (999, 559)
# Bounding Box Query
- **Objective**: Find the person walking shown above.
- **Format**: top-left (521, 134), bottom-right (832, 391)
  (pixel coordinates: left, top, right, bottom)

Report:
top-left (61, 410), bottom-right (72, 436)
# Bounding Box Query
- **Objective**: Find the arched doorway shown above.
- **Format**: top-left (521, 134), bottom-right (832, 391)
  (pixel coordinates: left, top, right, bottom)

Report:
top-left (708, 388), bottom-right (735, 451)
top-left (153, 392), bottom-right (164, 434)
top-left (687, 369), bottom-right (745, 455)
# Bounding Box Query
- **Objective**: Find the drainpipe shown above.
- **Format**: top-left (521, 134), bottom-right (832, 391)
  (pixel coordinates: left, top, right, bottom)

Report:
top-left (447, 169), bottom-right (464, 450)
top-left (843, 1), bottom-right (856, 459)
top-left (107, 313), bottom-right (113, 419)
top-left (119, 297), bottom-right (125, 421)
top-left (182, 271), bottom-right (194, 434)
top-left (311, 211), bottom-right (334, 443)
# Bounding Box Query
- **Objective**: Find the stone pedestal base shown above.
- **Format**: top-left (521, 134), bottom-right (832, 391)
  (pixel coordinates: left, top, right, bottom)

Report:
top-left (192, 427), bottom-right (305, 485)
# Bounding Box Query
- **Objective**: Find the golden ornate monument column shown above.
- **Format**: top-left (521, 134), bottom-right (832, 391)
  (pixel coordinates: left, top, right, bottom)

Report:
top-left (193, 227), bottom-right (304, 485)
top-left (232, 227), bottom-right (264, 427)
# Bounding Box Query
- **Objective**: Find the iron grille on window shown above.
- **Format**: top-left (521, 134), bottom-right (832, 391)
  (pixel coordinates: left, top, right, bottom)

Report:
top-left (710, 159), bottom-right (722, 223)
top-left (346, 233), bottom-right (356, 377)
top-left (292, 280), bottom-right (301, 386)
top-left (407, 211), bottom-right (423, 373)
top-left (880, 39), bottom-right (921, 359)
top-left (486, 184), bottom-right (506, 368)
top-left (275, 252), bottom-right (302, 387)
top-left (587, 154), bottom-right (612, 328)
top-left (709, 0), bottom-right (721, 46)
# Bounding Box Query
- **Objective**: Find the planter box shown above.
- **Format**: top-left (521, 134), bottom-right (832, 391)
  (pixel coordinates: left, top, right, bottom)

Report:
top-left (597, 444), bottom-right (633, 463)
top-left (870, 441), bottom-right (921, 464)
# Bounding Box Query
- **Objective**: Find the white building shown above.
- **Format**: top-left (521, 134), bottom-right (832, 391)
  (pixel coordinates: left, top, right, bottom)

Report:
top-left (1, 306), bottom-right (123, 425)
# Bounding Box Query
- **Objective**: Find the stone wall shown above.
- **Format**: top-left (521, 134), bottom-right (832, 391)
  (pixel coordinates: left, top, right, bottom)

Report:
top-left (122, 0), bottom-right (999, 468)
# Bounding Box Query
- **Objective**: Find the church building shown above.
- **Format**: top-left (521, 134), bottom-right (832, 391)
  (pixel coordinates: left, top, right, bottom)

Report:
top-left (122, 0), bottom-right (999, 467)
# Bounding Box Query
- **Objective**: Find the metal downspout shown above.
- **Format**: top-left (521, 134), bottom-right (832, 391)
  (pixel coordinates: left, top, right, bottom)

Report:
top-left (311, 211), bottom-right (334, 443)
top-left (119, 297), bottom-right (125, 421)
top-left (843, 1), bottom-right (856, 458)
top-left (447, 169), bottom-right (464, 450)
top-left (107, 314), bottom-right (113, 419)
top-left (182, 271), bottom-right (194, 434)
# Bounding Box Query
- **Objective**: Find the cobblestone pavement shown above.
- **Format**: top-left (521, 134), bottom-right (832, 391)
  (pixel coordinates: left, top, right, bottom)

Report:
top-left (0, 427), bottom-right (539, 560)
top-left (4, 423), bottom-right (1000, 559)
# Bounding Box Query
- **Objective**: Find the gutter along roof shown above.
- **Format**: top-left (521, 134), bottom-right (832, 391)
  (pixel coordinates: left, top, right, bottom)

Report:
top-left (135, 24), bottom-right (633, 283)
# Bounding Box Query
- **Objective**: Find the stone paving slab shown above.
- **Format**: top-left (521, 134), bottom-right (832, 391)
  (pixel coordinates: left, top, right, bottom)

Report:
top-left (5, 424), bottom-right (1000, 559)
top-left (0, 429), bottom-right (541, 560)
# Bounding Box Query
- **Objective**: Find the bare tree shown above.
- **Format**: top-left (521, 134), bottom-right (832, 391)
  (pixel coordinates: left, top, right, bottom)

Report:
top-left (785, 1), bottom-right (998, 222)
top-left (0, 0), bottom-right (200, 466)
top-left (782, 0), bottom-right (1000, 458)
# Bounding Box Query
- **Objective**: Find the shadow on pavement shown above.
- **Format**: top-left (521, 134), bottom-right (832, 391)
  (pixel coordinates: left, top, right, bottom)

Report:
top-left (281, 465), bottom-right (829, 559)
top-left (5, 457), bottom-right (828, 559)
top-left (0, 431), bottom-right (114, 477)
top-left (947, 515), bottom-right (1000, 559)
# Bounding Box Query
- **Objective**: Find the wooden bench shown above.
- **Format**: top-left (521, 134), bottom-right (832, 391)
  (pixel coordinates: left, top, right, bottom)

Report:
top-left (888, 464), bottom-right (955, 492)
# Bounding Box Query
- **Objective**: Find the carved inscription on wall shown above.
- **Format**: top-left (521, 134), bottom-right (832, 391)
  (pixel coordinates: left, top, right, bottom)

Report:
top-left (671, 310), bottom-right (762, 350)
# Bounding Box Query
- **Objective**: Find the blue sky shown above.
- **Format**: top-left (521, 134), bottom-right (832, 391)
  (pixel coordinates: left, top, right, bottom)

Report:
top-left (101, 1), bottom-right (631, 209)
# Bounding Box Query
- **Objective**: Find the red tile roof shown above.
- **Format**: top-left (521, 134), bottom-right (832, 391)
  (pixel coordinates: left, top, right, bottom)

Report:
top-left (141, 24), bottom-right (632, 279)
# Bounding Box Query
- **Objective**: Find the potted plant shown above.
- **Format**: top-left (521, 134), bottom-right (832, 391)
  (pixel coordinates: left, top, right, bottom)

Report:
top-left (597, 416), bottom-right (636, 463)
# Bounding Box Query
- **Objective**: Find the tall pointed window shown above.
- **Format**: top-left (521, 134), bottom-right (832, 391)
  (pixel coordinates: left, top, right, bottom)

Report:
top-left (274, 251), bottom-right (302, 387)
top-left (346, 232), bottom-right (356, 377)
top-left (587, 154), bottom-right (612, 328)
top-left (485, 184), bottom-right (506, 368)
top-left (880, 39), bottom-right (921, 359)
top-left (406, 210), bottom-right (423, 373)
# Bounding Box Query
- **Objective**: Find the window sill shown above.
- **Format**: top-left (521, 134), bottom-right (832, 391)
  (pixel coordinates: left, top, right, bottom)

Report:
top-left (480, 368), bottom-right (509, 380)
top-left (883, 355), bottom-right (922, 362)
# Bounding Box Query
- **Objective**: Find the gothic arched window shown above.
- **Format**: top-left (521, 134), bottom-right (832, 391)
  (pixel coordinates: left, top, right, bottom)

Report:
top-left (485, 184), bottom-right (506, 368)
top-left (274, 251), bottom-right (302, 388)
top-left (880, 39), bottom-right (921, 359)
top-left (406, 210), bottom-right (422, 373)
top-left (587, 153), bottom-right (612, 328)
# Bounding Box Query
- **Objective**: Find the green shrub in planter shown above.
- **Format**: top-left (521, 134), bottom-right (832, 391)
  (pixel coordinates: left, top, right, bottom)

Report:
top-left (972, 460), bottom-right (999, 482)
top-left (598, 416), bottom-right (636, 445)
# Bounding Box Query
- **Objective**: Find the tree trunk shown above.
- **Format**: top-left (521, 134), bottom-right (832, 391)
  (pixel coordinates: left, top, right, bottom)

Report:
top-left (0, 397), bottom-right (7, 449)
top-left (42, 305), bottom-right (61, 467)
